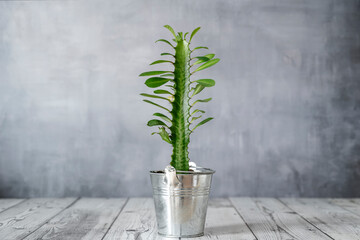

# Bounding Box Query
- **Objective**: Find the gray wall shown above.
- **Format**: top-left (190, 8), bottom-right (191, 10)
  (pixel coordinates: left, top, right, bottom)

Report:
top-left (0, 0), bottom-right (359, 198)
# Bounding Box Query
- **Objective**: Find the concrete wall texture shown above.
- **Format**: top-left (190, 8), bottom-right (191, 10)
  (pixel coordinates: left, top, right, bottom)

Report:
top-left (0, 0), bottom-right (359, 198)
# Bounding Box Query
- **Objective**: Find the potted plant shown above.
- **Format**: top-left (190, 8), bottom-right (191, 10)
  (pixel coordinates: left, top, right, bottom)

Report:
top-left (140, 25), bottom-right (220, 238)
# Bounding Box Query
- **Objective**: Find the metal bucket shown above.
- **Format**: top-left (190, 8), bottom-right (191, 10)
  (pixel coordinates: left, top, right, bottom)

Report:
top-left (150, 166), bottom-right (215, 238)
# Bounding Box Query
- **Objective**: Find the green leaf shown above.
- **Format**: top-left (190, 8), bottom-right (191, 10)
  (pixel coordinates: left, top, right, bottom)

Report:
top-left (190, 27), bottom-right (201, 43)
top-left (164, 25), bottom-right (177, 39)
top-left (193, 60), bottom-right (207, 65)
top-left (147, 119), bottom-right (167, 127)
top-left (204, 54), bottom-right (215, 59)
top-left (194, 56), bottom-right (210, 61)
top-left (178, 32), bottom-right (183, 40)
top-left (161, 53), bottom-right (174, 57)
top-left (191, 115), bottom-right (202, 122)
top-left (139, 71), bottom-right (171, 76)
top-left (192, 98), bottom-right (212, 106)
top-left (154, 89), bottom-right (173, 95)
top-left (184, 32), bottom-right (189, 40)
top-left (193, 54), bottom-right (215, 65)
top-left (155, 39), bottom-right (175, 48)
top-left (145, 77), bottom-right (170, 88)
top-left (159, 127), bottom-right (172, 144)
top-left (192, 46), bottom-right (208, 51)
top-left (154, 112), bottom-right (171, 123)
top-left (191, 84), bottom-right (205, 97)
top-left (194, 79), bottom-right (215, 87)
top-left (196, 98), bottom-right (212, 103)
top-left (193, 60), bottom-right (206, 65)
top-left (191, 109), bottom-right (205, 115)
top-left (193, 59), bottom-right (220, 73)
top-left (140, 93), bottom-right (170, 101)
top-left (165, 84), bottom-right (175, 89)
top-left (143, 100), bottom-right (170, 112)
top-left (150, 60), bottom-right (173, 65)
top-left (192, 117), bottom-right (213, 132)
top-left (160, 73), bottom-right (174, 78)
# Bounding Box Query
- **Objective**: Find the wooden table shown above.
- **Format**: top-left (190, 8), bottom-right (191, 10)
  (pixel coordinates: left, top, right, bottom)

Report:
top-left (0, 198), bottom-right (359, 239)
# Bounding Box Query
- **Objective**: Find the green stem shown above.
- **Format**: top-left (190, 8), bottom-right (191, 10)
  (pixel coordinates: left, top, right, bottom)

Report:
top-left (170, 39), bottom-right (191, 171)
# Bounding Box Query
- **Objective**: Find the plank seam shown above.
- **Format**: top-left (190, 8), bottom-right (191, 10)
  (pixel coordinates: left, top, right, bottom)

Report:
top-left (0, 199), bottom-right (27, 215)
top-left (276, 198), bottom-right (335, 240)
top-left (229, 197), bottom-right (259, 240)
top-left (19, 197), bottom-right (80, 240)
top-left (101, 197), bottom-right (130, 240)
top-left (253, 198), bottom-right (299, 239)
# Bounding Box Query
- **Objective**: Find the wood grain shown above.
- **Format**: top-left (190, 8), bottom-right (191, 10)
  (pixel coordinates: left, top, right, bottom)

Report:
top-left (198, 198), bottom-right (256, 240)
top-left (0, 198), bottom-right (359, 240)
top-left (102, 198), bottom-right (160, 240)
top-left (230, 198), bottom-right (332, 240)
top-left (280, 198), bottom-right (360, 240)
top-left (103, 198), bottom-right (257, 240)
top-left (23, 198), bottom-right (127, 240)
top-left (328, 199), bottom-right (360, 217)
top-left (0, 199), bottom-right (24, 214)
top-left (0, 198), bottom-right (77, 240)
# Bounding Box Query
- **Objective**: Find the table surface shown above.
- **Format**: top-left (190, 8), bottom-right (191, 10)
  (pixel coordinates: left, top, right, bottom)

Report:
top-left (0, 198), bottom-right (359, 240)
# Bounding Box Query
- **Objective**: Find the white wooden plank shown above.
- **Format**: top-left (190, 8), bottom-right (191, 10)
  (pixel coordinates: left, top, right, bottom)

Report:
top-left (103, 198), bottom-right (256, 240)
top-left (196, 198), bottom-right (256, 240)
top-left (0, 198), bottom-right (77, 240)
top-left (329, 199), bottom-right (360, 217)
top-left (281, 198), bottom-right (360, 240)
top-left (102, 198), bottom-right (160, 240)
top-left (23, 198), bottom-right (127, 240)
top-left (230, 198), bottom-right (331, 240)
top-left (0, 199), bottom-right (24, 213)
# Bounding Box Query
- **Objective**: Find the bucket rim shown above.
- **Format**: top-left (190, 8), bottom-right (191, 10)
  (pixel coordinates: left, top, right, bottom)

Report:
top-left (150, 167), bottom-right (215, 175)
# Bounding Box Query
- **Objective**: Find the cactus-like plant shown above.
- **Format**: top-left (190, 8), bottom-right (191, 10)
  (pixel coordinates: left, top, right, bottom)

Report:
top-left (140, 25), bottom-right (220, 171)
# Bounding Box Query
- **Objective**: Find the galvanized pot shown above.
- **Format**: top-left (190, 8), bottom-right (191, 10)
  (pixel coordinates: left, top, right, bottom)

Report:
top-left (150, 166), bottom-right (215, 238)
